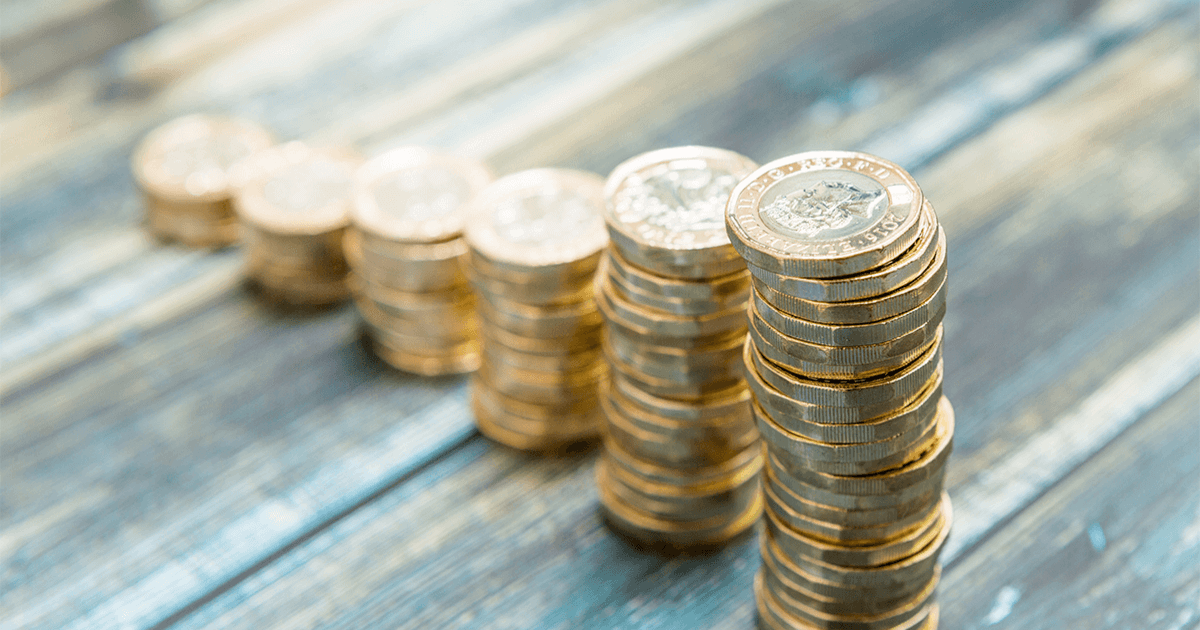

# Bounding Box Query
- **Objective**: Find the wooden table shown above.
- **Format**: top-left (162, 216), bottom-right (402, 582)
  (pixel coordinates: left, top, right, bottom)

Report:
top-left (3, 0), bottom-right (1197, 628)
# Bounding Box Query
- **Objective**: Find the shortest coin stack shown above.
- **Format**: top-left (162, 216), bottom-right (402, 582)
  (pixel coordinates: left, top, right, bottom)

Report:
top-left (133, 114), bottom-right (274, 247)
top-left (726, 151), bottom-right (954, 630)
top-left (464, 169), bottom-right (610, 451)
top-left (594, 146), bottom-right (763, 551)
top-left (347, 147), bottom-right (493, 375)
top-left (233, 142), bottom-right (363, 306)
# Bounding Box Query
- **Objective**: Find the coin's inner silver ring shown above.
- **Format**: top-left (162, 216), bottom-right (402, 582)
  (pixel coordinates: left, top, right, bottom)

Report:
top-left (757, 169), bottom-right (895, 243)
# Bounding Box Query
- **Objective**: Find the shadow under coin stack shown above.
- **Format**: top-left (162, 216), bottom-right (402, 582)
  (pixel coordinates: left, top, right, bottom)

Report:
top-left (133, 115), bottom-right (274, 247)
top-left (594, 147), bottom-right (763, 551)
top-left (726, 151), bottom-right (952, 630)
top-left (233, 142), bottom-right (363, 306)
top-left (464, 169), bottom-right (609, 451)
top-left (346, 148), bottom-right (493, 375)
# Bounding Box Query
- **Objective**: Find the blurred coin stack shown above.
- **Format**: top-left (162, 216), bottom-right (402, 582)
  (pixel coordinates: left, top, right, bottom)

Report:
top-left (463, 169), bottom-right (610, 451)
top-left (347, 148), bottom-right (493, 375)
top-left (133, 114), bottom-right (274, 247)
top-left (594, 147), bottom-right (763, 550)
top-left (726, 151), bottom-right (952, 630)
top-left (233, 142), bottom-right (363, 306)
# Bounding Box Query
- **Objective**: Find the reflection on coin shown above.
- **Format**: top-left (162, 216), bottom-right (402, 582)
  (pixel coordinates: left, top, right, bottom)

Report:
top-left (134, 115), bottom-right (274, 202)
top-left (234, 142), bottom-right (362, 235)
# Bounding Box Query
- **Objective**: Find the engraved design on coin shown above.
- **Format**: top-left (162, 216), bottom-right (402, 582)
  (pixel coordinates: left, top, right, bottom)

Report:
top-left (761, 180), bottom-right (887, 238)
top-left (372, 167), bottom-right (469, 222)
top-left (613, 168), bottom-right (739, 233)
top-left (150, 136), bottom-right (257, 196)
top-left (264, 160), bottom-right (354, 213)
top-left (493, 189), bottom-right (602, 245)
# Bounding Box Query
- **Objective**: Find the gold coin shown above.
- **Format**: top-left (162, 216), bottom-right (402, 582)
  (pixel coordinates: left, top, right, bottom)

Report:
top-left (475, 289), bottom-right (602, 339)
top-left (750, 268), bottom-right (946, 347)
top-left (370, 338), bottom-right (480, 376)
top-left (759, 534), bottom-right (940, 605)
top-left (133, 115), bottom-right (274, 247)
top-left (601, 389), bottom-right (758, 468)
top-left (768, 419), bottom-right (937, 477)
top-left (754, 238), bottom-right (946, 325)
top-left (463, 168), bottom-right (608, 276)
top-left (749, 301), bottom-right (942, 368)
top-left (366, 318), bottom-right (476, 352)
top-left (767, 397), bottom-right (954, 497)
top-left (754, 399), bottom-right (937, 465)
top-left (350, 146), bottom-right (493, 243)
top-left (746, 211), bottom-right (939, 303)
top-left (764, 495), bottom-right (945, 568)
top-left (344, 228), bottom-right (468, 292)
top-left (472, 383), bottom-right (600, 451)
top-left (477, 320), bottom-right (601, 357)
top-left (604, 329), bottom-right (743, 385)
top-left (598, 449), bottom-right (761, 521)
top-left (763, 464), bottom-right (942, 529)
top-left (480, 339), bottom-right (602, 373)
top-left (605, 247), bottom-right (750, 302)
top-left (476, 356), bottom-right (604, 405)
top-left (758, 566), bottom-right (939, 630)
top-left (603, 146), bottom-right (758, 279)
top-left (468, 266), bottom-right (597, 307)
top-left (602, 253), bottom-right (748, 317)
top-left (597, 462), bottom-right (763, 549)
top-left (603, 434), bottom-right (761, 488)
top-left (605, 341), bottom-right (742, 399)
top-left (763, 480), bottom-right (941, 546)
top-left (596, 276), bottom-right (747, 340)
top-left (249, 272), bottom-right (349, 306)
top-left (608, 371), bottom-right (749, 423)
top-left (748, 315), bottom-right (939, 381)
top-left (233, 142), bottom-right (362, 236)
top-left (468, 247), bottom-right (600, 289)
top-left (746, 335), bottom-right (942, 408)
top-left (244, 227), bottom-right (349, 272)
top-left (352, 290), bottom-right (477, 341)
top-left (760, 558), bottom-right (940, 618)
top-left (726, 151), bottom-right (924, 279)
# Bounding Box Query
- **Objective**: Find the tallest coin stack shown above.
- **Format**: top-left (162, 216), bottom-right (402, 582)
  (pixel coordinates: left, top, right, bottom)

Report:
top-left (726, 152), bottom-right (953, 630)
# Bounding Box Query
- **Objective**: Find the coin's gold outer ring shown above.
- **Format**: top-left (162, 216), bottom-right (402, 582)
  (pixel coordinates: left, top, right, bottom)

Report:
top-left (233, 142), bottom-right (363, 235)
top-left (605, 247), bottom-right (750, 301)
top-left (603, 334), bottom-right (743, 384)
top-left (750, 269), bottom-right (947, 347)
top-left (755, 240), bottom-right (947, 325)
top-left (746, 335), bottom-right (942, 408)
top-left (472, 374), bottom-right (601, 420)
top-left (476, 358), bottom-right (604, 405)
top-left (463, 168), bottom-right (609, 269)
top-left (764, 466), bottom-right (943, 528)
top-left (605, 343), bottom-right (745, 399)
top-left (354, 292), bottom-right (478, 341)
top-left (607, 233), bottom-right (748, 280)
top-left (350, 146), bottom-right (494, 244)
top-left (762, 540), bottom-right (941, 614)
top-left (472, 390), bottom-right (601, 452)
top-left (608, 371), bottom-right (749, 422)
top-left (766, 397), bottom-right (954, 497)
top-left (749, 329), bottom-right (936, 382)
top-left (350, 273), bottom-right (473, 311)
top-left (725, 151), bottom-right (925, 279)
top-left (479, 324), bottom-right (602, 358)
top-left (132, 114), bottom-right (275, 203)
top-left (745, 212), bottom-right (938, 303)
top-left (603, 432), bottom-right (762, 488)
top-left (759, 535), bottom-right (940, 606)
top-left (144, 200), bottom-right (240, 248)
top-left (598, 451), bottom-right (762, 519)
top-left (755, 571), bottom-right (939, 629)
top-left (768, 418), bottom-right (938, 477)
top-left (763, 494), bottom-right (952, 589)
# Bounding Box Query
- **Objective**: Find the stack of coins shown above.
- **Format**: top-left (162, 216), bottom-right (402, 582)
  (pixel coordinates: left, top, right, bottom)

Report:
top-left (463, 169), bottom-right (609, 451)
top-left (346, 147), bottom-right (493, 375)
top-left (593, 146), bottom-right (763, 551)
top-left (233, 142), bottom-right (363, 306)
top-left (726, 151), bottom-right (952, 630)
top-left (132, 114), bottom-right (274, 247)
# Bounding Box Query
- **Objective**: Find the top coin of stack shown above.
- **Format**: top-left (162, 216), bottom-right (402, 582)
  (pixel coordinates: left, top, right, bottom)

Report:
top-left (594, 146), bottom-right (764, 551)
top-left (132, 114), bottom-right (274, 247)
top-left (347, 147), bottom-right (494, 375)
top-left (725, 151), bottom-right (951, 630)
top-left (233, 142), bottom-right (363, 306)
top-left (463, 169), bottom-right (610, 451)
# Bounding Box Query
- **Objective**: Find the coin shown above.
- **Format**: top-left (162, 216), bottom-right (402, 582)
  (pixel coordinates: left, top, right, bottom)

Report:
top-left (602, 254), bottom-right (748, 316)
top-left (601, 390), bottom-right (758, 468)
top-left (233, 142), bottom-right (362, 235)
top-left (133, 114), bottom-right (274, 247)
top-left (595, 275), bottom-right (747, 339)
top-left (603, 146), bottom-right (758, 279)
top-left (763, 480), bottom-right (940, 545)
top-left (754, 400), bottom-right (937, 465)
top-left (764, 497), bottom-right (945, 568)
top-left (726, 151), bottom-right (924, 279)
top-left (344, 228), bottom-right (468, 292)
top-left (758, 566), bottom-right (938, 630)
top-left (371, 338), bottom-right (480, 376)
top-left (608, 371), bottom-right (750, 423)
top-left (604, 247), bottom-right (750, 302)
top-left (749, 301), bottom-right (943, 368)
top-left (350, 146), bottom-right (493, 243)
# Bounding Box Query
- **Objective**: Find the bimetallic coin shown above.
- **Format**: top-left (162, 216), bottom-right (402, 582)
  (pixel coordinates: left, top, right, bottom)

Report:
top-left (596, 276), bottom-right (748, 340)
top-left (608, 371), bottom-right (750, 422)
top-left (768, 416), bottom-right (938, 477)
top-left (601, 390), bottom-right (758, 468)
top-left (757, 566), bottom-right (939, 630)
top-left (764, 496), bottom-right (945, 568)
top-left (605, 247), bottom-right (750, 302)
top-left (749, 328), bottom-right (937, 382)
top-left (603, 254), bottom-right (748, 317)
top-left (472, 382), bottom-right (600, 451)
top-left (761, 556), bottom-right (940, 617)
top-left (233, 142), bottom-right (362, 235)
top-left (752, 375), bottom-right (941, 445)
top-left (134, 115), bottom-right (275, 202)
top-left (344, 228), bottom-right (468, 292)
top-left (763, 480), bottom-right (940, 546)
top-left (351, 146), bottom-right (493, 243)
top-left (726, 151), bottom-right (924, 279)
top-left (475, 287), bottom-right (602, 339)
top-left (754, 400), bottom-right (937, 465)
top-left (746, 211), bottom-right (939, 303)
top-left (464, 168), bottom-right (608, 273)
top-left (604, 146), bottom-right (758, 279)
top-left (371, 338), bottom-right (480, 376)
top-left (600, 446), bottom-right (761, 520)
top-left (749, 301), bottom-right (943, 368)
top-left (145, 209), bottom-right (239, 248)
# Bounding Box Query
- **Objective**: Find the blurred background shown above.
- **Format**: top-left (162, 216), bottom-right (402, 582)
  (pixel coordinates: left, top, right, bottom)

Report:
top-left (2, 0), bottom-right (1197, 629)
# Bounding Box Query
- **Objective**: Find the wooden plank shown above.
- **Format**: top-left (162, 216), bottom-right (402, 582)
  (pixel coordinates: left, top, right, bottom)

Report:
top-left (940, 377), bottom-right (1200, 630)
top-left (156, 11), bottom-right (1200, 630)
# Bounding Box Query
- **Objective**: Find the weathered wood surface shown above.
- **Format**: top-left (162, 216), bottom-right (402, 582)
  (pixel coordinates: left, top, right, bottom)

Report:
top-left (1, 0), bottom-right (1197, 628)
